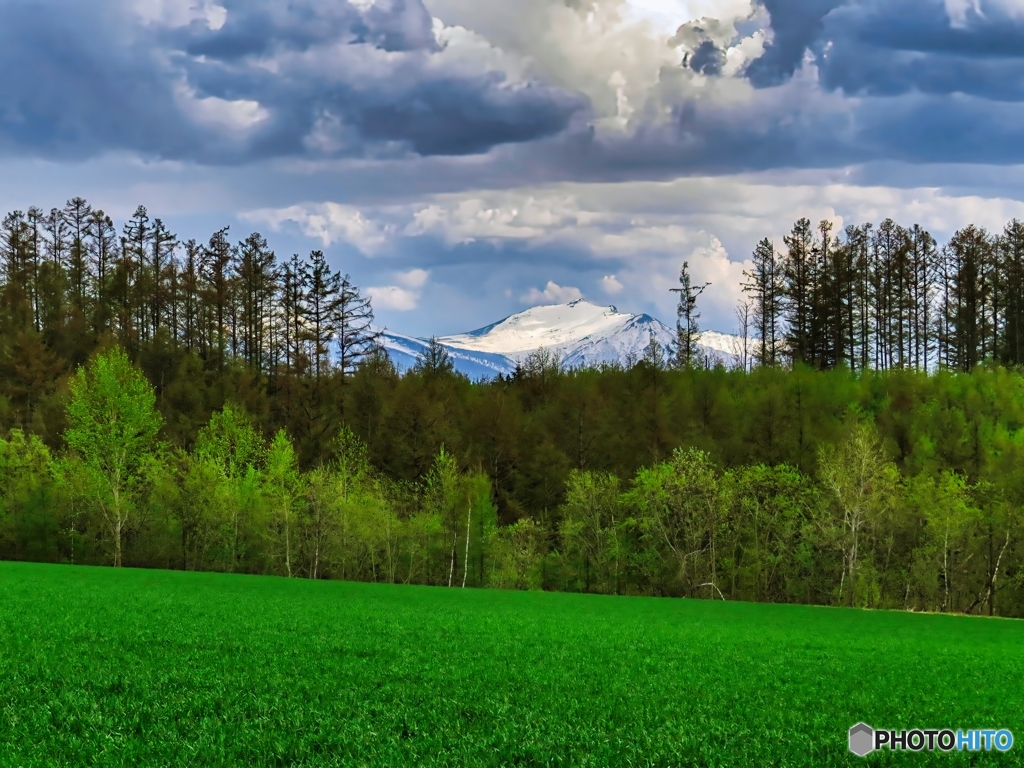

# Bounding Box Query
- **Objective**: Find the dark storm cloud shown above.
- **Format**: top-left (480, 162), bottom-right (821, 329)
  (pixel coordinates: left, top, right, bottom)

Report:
top-left (4, 0), bottom-right (1024, 181)
top-left (816, 2), bottom-right (1024, 100)
top-left (563, 0), bottom-right (1024, 175)
top-left (0, 2), bottom-right (201, 159)
top-left (0, 0), bottom-right (586, 163)
top-left (179, 0), bottom-right (437, 58)
top-left (745, 0), bottom-right (844, 87)
top-left (748, 0), bottom-right (1024, 100)
top-left (689, 40), bottom-right (725, 76)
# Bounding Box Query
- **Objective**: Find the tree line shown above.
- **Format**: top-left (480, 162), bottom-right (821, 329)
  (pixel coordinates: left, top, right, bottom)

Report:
top-left (2, 200), bottom-right (378, 377)
top-left (742, 218), bottom-right (1024, 373)
top-left (0, 199), bottom-right (380, 463)
top-left (2, 346), bottom-right (1020, 617)
top-left (0, 199), bottom-right (1023, 616)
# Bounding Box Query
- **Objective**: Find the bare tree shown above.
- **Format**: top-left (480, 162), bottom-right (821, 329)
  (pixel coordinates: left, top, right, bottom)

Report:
top-left (735, 299), bottom-right (752, 372)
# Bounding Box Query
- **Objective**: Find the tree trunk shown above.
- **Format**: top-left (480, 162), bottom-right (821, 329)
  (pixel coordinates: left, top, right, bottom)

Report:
top-left (285, 508), bottom-right (292, 578)
top-left (462, 500), bottom-right (472, 588)
top-left (448, 528), bottom-right (457, 588)
top-left (115, 517), bottom-right (123, 568)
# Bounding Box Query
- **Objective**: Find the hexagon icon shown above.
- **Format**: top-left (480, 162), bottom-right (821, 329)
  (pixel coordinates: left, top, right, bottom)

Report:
top-left (849, 723), bottom-right (875, 757)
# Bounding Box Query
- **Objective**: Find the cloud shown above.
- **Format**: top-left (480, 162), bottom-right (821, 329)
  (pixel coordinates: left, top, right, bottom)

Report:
top-left (416, 0), bottom-right (1024, 176)
top-left (174, 84), bottom-right (270, 135)
top-left (720, 0), bottom-right (1024, 109)
top-left (10, 0), bottom-right (1024, 342)
top-left (0, 0), bottom-right (587, 164)
top-left (520, 280), bottom-right (583, 304)
top-left (133, 0), bottom-right (227, 29)
top-left (8, 0), bottom-right (1024, 177)
top-left (602, 274), bottom-right (624, 295)
top-left (745, 0), bottom-right (843, 87)
top-left (367, 285), bottom-right (422, 311)
top-left (243, 202), bottom-right (393, 254)
top-left (407, 195), bottom-right (590, 244)
top-left (367, 268), bottom-right (431, 311)
top-left (396, 268), bottom-right (430, 289)
top-left (266, 170), bottom-right (1024, 333)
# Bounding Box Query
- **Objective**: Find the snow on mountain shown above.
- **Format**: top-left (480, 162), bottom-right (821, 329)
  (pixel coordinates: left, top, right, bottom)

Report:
top-left (697, 330), bottom-right (748, 365)
top-left (380, 299), bottom-right (742, 379)
top-left (379, 329), bottom-right (515, 380)
top-left (440, 299), bottom-right (666, 368)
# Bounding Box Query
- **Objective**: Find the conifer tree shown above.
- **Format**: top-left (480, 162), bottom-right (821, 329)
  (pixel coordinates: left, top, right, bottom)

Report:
top-left (121, 206), bottom-right (150, 345)
top-left (670, 261), bottom-right (709, 369)
top-left (302, 250), bottom-right (343, 381)
top-left (415, 337), bottom-right (454, 377)
top-left (782, 218), bottom-right (815, 365)
top-left (277, 254), bottom-right (307, 375)
top-left (336, 273), bottom-right (380, 379)
top-left (939, 226), bottom-right (994, 371)
top-left (642, 330), bottom-right (665, 370)
top-left (63, 197), bottom-right (92, 314)
top-left (86, 210), bottom-right (117, 334)
top-left (149, 218), bottom-right (176, 337)
top-left (236, 232), bottom-right (276, 373)
top-left (913, 225), bottom-right (937, 370)
top-left (743, 238), bottom-right (785, 368)
top-left (202, 227), bottom-right (234, 371)
top-left (999, 220), bottom-right (1024, 365)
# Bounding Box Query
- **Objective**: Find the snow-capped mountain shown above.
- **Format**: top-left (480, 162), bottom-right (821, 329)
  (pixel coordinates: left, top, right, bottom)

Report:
top-left (380, 299), bottom-right (742, 379)
top-left (379, 329), bottom-right (515, 380)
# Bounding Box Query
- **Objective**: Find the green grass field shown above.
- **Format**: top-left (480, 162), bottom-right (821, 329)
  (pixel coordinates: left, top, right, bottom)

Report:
top-left (0, 563), bottom-right (1021, 767)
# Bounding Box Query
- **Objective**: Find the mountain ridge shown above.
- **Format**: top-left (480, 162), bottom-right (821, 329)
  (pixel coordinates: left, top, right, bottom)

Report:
top-left (380, 299), bottom-right (742, 378)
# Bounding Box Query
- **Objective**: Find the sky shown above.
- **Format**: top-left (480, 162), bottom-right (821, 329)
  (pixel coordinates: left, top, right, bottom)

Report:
top-left (3, 0), bottom-right (1024, 336)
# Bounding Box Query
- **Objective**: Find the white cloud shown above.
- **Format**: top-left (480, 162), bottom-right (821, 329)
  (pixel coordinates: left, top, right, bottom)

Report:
top-left (265, 171), bottom-right (1024, 331)
top-left (625, 0), bottom-right (755, 34)
top-left (602, 274), bottom-right (624, 295)
top-left (243, 202), bottom-right (392, 255)
top-left (396, 268), bottom-right (430, 289)
top-left (430, 18), bottom-right (530, 85)
top-left (367, 285), bottom-right (421, 311)
top-left (174, 83), bottom-right (268, 134)
top-left (367, 269), bottom-right (430, 311)
top-left (520, 281), bottom-right (583, 304)
top-left (426, 0), bottom-right (764, 132)
top-left (407, 196), bottom-right (588, 244)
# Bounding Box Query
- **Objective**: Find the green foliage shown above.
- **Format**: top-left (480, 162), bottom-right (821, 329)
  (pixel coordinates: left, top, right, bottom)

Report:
top-left (263, 430), bottom-right (303, 578)
top-left (191, 403), bottom-right (267, 573)
top-left (818, 423), bottom-right (901, 607)
top-left (489, 518), bottom-right (545, 590)
top-left (0, 348), bottom-right (1018, 617)
top-left (194, 403), bottom-right (264, 479)
top-left (627, 447), bottom-right (726, 596)
top-left (63, 347), bottom-right (162, 566)
top-left (558, 470), bottom-right (625, 594)
top-left (0, 431), bottom-right (54, 562)
top-left (725, 463), bottom-right (817, 603)
top-left (3, 224), bottom-right (1024, 615)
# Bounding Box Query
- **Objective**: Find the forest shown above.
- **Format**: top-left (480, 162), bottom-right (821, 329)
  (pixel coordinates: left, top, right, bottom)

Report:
top-left (1, 199), bottom-right (1024, 617)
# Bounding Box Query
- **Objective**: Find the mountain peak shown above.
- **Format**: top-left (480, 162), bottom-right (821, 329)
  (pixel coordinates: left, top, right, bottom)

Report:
top-left (380, 302), bottom-right (742, 379)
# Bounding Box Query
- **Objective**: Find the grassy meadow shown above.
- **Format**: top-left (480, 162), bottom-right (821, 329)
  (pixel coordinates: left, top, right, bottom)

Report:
top-left (0, 562), bottom-right (1021, 767)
